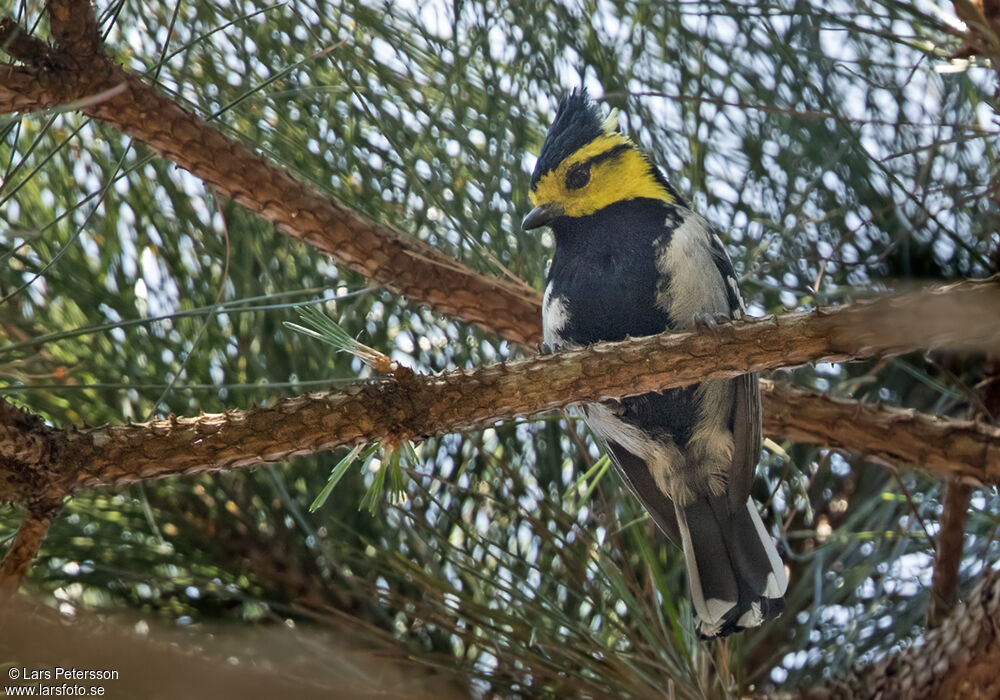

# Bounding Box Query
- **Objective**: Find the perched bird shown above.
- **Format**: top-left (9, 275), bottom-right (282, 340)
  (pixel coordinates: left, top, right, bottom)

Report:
top-left (523, 90), bottom-right (787, 639)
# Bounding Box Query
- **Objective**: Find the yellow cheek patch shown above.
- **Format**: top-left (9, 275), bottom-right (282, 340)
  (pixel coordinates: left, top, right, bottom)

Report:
top-left (529, 136), bottom-right (674, 217)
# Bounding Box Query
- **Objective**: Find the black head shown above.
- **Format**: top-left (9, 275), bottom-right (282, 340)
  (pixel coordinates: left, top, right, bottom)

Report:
top-left (522, 91), bottom-right (682, 230)
top-left (529, 89), bottom-right (604, 189)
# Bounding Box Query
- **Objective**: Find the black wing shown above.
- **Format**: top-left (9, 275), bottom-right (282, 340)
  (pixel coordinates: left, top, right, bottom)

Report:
top-left (708, 231), bottom-right (762, 512)
top-left (604, 439), bottom-right (681, 547)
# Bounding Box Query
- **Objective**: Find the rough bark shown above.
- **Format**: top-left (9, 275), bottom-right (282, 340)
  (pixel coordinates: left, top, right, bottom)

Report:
top-left (762, 381), bottom-right (1000, 480)
top-left (0, 500), bottom-right (61, 600)
top-left (798, 565), bottom-right (1000, 699)
top-left (0, 398), bottom-right (57, 467)
top-left (927, 476), bottom-right (973, 626)
top-left (926, 247), bottom-right (1000, 627)
top-left (2, 282), bottom-right (999, 507)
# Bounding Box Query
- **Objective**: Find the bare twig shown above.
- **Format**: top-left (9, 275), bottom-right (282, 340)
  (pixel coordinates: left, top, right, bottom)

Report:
top-left (927, 240), bottom-right (1000, 627)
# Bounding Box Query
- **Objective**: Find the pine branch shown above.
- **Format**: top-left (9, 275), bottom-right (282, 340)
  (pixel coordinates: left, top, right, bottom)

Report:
top-left (0, 63), bottom-right (46, 113)
top-left (930, 342), bottom-right (1000, 625)
top-left (3, 5), bottom-right (995, 472)
top-left (0, 7), bottom-right (541, 345)
top-left (45, 0), bottom-right (101, 56)
top-left (1, 282), bottom-right (999, 507)
top-left (1, 597), bottom-right (467, 699)
top-left (0, 398), bottom-right (56, 466)
top-left (927, 476), bottom-right (973, 627)
top-left (761, 381), bottom-right (1000, 477)
top-left (0, 399), bottom-right (64, 595)
top-left (0, 16), bottom-right (51, 64)
top-left (1, 5), bottom-right (998, 623)
top-left (0, 499), bottom-right (61, 600)
top-left (952, 0), bottom-right (1000, 65)
top-left (797, 565), bottom-right (1000, 699)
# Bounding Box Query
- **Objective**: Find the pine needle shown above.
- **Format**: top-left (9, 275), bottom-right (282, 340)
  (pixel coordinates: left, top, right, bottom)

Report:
top-left (285, 306), bottom-right (396, 372)
top-left (310, 444), bottom-right (370, 512)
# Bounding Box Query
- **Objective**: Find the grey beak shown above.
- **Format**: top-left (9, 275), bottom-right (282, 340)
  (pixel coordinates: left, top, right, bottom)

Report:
top-left (522, 203), bottom-right (564, 230)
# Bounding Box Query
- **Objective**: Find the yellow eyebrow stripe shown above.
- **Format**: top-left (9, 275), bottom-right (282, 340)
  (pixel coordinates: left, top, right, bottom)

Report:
top-left (564, 133), bottom-right (633, 167)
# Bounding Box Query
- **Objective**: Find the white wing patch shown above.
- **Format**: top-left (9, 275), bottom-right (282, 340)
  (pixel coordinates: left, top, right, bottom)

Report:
top-left (728, 276), bottom-right (745, 319)
top-left (655, 213), bottom-right (729, 325)
top-left (712, 231), bottom-right (748, 318)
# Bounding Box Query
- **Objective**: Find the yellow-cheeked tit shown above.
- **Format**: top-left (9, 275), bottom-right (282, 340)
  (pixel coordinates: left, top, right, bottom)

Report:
top-left (523, 90), bottom-right (787, 639)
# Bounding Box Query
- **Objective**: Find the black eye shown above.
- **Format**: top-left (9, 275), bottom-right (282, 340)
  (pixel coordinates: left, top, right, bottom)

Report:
top-left (565, 163), bottom-right (590, 190)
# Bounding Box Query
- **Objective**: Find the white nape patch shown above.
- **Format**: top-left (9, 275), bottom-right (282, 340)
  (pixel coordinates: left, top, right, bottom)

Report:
top-left (583, 403), bottom-right (687, 500)
top-left (602, 107), bottom-right (620, 135)
top-left (747, 499), bottom-right (788, 597)
top-left (655, 212), bottom-right (729, 325)
top-left (542, 282), bottom-right (570, 347)
top-left (737, 601), bottom-right (764, 629)
top-left (675, 500), bottom-right (735, 625)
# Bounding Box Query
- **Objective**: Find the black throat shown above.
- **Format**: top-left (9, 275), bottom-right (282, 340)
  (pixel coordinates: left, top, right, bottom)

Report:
top-left (547, 198), bottom-right (680, 344)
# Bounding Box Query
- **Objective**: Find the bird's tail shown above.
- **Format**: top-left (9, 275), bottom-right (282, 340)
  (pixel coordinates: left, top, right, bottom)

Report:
top-left (674, 496), bottom-right (787, 639)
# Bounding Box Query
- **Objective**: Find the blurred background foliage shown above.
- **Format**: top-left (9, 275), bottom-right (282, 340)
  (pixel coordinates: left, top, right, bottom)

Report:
top-left (2, 0), bottom-right (999, 697)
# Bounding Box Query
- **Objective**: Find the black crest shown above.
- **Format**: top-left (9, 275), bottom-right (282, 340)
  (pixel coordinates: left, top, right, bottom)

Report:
top-left (530, 89), bottom-right (604, 187)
